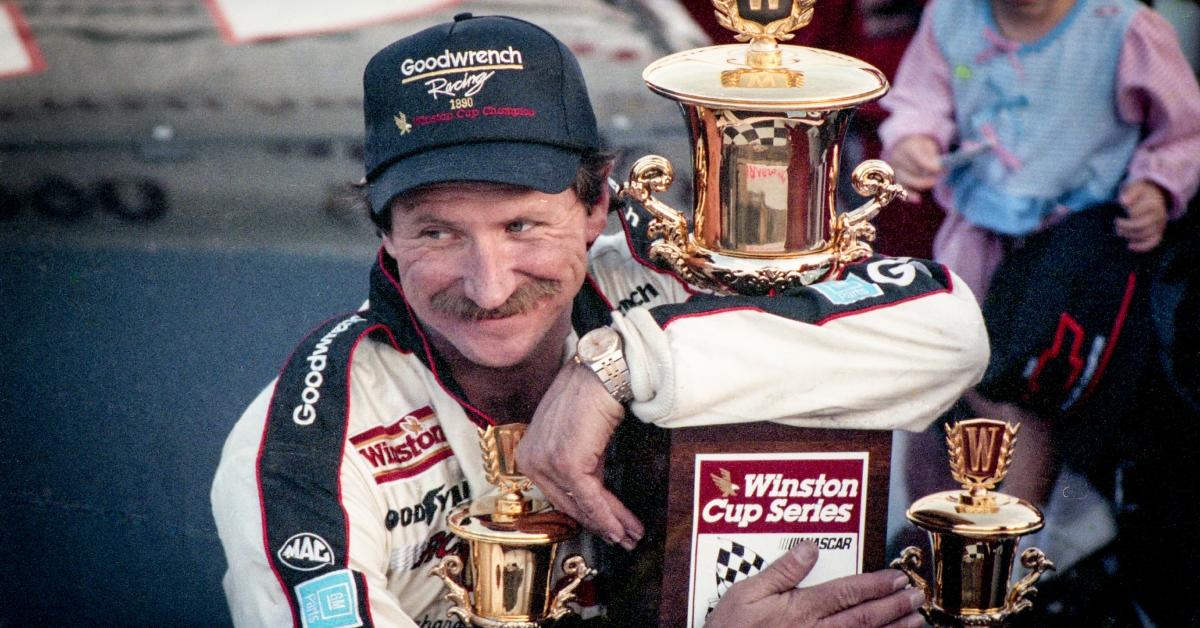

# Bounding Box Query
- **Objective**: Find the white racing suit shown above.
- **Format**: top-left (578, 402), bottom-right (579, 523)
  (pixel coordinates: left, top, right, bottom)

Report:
top-left (211, 199), bottom-right (988, 627)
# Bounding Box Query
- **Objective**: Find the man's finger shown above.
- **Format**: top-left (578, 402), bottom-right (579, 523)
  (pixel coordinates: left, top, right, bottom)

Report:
top-left (609, 492), bottom-right (645, 547)
top-left (800, 568), bottom-right (911, 618)
top-left (880, 610), bottom-right (928, 628)
top-left (534, 478), bottom-right (585, 521)
top-left (734, 542), bottom-right (820, 601)
top-left (819, 586), bottom-right (925, 628)
top-left (552, 475), bottom-right (636, 547)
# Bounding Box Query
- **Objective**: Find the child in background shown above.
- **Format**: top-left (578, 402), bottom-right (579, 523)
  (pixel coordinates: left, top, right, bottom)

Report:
top-left (880, 0), bottom-right (1200, 300)
top-left (879, 1), bottom-right (1200, 608)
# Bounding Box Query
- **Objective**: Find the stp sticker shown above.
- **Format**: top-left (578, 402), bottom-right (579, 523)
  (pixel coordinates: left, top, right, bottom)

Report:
top-left (687, 452), bottom-right (869, 628)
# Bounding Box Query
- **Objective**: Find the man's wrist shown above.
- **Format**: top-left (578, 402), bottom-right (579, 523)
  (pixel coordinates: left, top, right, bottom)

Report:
top-left (574, 327), bottom-right (634, 405)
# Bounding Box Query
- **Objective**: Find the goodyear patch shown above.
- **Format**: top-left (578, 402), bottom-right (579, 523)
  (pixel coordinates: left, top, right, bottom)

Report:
top-left (295, 568), bottom-right (363, 628)
top-left (809, 274), bottom-right (883, 305)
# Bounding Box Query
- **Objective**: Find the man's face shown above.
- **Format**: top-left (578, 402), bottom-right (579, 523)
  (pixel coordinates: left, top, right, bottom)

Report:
top-left (382, 182), bottom-right (607, 369)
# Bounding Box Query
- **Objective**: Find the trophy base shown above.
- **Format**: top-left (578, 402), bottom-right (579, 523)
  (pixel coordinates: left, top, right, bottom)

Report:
top-left (655, 241), bottom-right (835, 295)
top-left (920, 604), bottom-right (1037, 628)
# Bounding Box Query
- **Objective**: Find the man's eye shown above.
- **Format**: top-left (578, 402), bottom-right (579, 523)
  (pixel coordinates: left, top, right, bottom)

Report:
top-left (419, 228), bottom-right (450, 240)
top-left (506, 220), bottom-right (533, 234)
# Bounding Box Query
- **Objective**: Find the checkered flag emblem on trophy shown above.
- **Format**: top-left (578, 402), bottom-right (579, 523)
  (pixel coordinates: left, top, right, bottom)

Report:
top-left (963, 542), bottom-right (987, 563)
top-left (706, 539), bottom-right (767, 616)
top-left (722, 119), bottom-right (792, 146)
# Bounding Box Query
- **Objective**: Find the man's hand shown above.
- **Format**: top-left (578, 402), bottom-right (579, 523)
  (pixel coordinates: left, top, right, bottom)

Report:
top-left (706, 543), bottom-right (926, 628)
top-left (1116, 179), bottom-right (1169, 253)
top-left (889, 135), bottom-right (943, 193)
top-left (516, 361), bottom-right (644, 550)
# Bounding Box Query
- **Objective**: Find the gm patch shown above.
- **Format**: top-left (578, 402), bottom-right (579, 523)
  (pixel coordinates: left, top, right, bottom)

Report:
top-left (295, 569), bottom-right (363, 628)
top-left (810, 274), bottom-right (883, 305)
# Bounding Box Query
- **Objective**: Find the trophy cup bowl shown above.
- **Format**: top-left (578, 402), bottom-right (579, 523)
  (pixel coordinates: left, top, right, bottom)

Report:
top-left (619, 0), bottom-right (906, 295)
top-left (431, 424), bottom-right (595, 628)
top-left (891, 419), bottom-right (1055, 626)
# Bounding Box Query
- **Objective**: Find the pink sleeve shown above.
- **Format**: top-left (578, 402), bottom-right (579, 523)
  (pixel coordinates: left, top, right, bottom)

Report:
top-left (878, 1), bottom-right (957, 156)
top-left (1117, 8), bottom-right (1200, 218)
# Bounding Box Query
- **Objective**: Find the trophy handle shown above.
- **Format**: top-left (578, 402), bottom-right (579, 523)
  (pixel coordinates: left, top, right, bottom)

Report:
top-left (546, 554), bottom-right (597, 621)
top-left (619, 156), bottom-right (708, 285)
top-left (1004, 547), bottom-right (1055, 615)
top-left (888, 546), bottom-right (931, 613)
top-left (834, 159), bottom-right (906, 264)
top-left (619, 155), bottom-right (683, 242)
top-left (430, 555), bottom-right (475, 626)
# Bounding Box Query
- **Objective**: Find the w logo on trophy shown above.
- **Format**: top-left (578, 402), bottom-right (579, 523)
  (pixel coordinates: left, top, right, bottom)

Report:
top-left (714, 0), bottom-right (813, 35)
top-left (947, 419), bottom-right (1018, 492)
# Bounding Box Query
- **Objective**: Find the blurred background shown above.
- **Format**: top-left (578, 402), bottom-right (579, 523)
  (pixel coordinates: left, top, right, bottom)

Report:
top-left (2, 1), bottom-right (1197, 626)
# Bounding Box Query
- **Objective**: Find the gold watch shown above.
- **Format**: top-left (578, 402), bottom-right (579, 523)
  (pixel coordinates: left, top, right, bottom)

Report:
top-left (574, 327), bottom-right (633, 404)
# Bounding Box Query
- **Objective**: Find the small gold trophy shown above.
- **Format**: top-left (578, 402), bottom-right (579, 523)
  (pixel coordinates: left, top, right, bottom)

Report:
top-left (430, 424), bottom-right (595, 627)
top-left (620, 0), bottom-right (905, 295)
top-left (891, 419), bottom-right (1055, 626)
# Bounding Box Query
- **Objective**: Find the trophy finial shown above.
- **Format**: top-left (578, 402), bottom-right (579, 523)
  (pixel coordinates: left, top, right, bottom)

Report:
top-left (944, 418), bottom-right (1019, 512)
top-left (712, 0), bottom-right (816, 44)
top-left (479, 424), bottom-right (534, 521)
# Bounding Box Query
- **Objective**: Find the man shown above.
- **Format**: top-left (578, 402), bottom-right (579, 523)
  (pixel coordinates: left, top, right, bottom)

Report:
top-left (212, 13), bottom-right (987, 627)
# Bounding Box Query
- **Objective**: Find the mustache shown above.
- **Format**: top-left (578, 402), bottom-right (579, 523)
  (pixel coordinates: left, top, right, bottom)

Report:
top-left (430, 278), bottom-right (562, 321)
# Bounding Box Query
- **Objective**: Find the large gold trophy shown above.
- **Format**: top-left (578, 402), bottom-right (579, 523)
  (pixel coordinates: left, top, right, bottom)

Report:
top-left (620, 2), bottom-right (905, 625)
top-left (430, 424), bottom-right (594, 627)
top-left (620, 0), bottom-right (905, 294)
top-left (891, 419), bottom-right (1056, 626)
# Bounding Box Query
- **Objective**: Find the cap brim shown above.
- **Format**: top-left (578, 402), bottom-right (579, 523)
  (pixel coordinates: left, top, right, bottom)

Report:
top-left (368, 141), bottom-right (583, 214)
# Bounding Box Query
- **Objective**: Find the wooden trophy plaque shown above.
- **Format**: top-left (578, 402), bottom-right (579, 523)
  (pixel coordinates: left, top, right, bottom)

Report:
top-left (660, 423), bottom-right (892, 627)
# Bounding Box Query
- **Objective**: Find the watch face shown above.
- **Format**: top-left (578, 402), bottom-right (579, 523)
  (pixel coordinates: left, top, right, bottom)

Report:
top-left (579, 327), bottom-right (619, 361)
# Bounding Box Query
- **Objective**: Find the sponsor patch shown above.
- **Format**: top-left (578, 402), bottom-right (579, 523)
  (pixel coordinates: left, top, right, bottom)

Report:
top-left (391, 530), bottom-right (463, 572)
top-left (278, 532), bottom-right (336, 571)
top-left (618, 282), bottom-right (661, 313)
top-left (399, 480), bottom-right (471, 529)
top-left (810, 274), bottom-right (883, 305)
top-left (295, 569), bottom-right (363, 628)
top-left (351, 407), bottom-right (454, 484)
top-left (687, 453), bottom-right (869, 628)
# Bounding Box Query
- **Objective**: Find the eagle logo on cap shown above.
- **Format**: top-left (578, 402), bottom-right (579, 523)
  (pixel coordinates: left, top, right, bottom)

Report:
top-left (394, 112), bottom-right (412, 135)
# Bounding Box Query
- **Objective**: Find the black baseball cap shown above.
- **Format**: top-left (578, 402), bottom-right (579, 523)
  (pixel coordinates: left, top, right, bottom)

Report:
top-left (363, 13), bottom-right (601, 214)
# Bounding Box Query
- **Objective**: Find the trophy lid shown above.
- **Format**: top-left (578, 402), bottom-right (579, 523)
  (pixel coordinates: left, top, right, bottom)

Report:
top-left (641, 1), bottom-right (886, 111)
top-left (447, 497), bottom-right (580, 546)
top-left (906, 491), bottom-right (1044, 539)
top-left (642, 45), bottom-right (887, 112)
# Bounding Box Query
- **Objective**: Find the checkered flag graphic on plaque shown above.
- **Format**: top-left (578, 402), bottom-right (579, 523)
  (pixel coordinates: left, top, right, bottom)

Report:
top-left (706, 539), bottom-right (768, 617)
top-left (716, 540), bottom-right (767, 592)
top-left (722, 119), bottom-right (792, 147)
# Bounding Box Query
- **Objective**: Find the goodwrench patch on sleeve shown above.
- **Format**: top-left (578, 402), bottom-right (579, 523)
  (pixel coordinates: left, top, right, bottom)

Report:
top-left (258, 312), bottom-right (376, 626)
